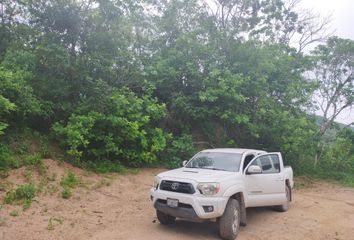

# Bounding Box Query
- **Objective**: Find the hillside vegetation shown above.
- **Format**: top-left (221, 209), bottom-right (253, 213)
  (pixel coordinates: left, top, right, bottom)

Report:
top-left (0, 0), bottom-right (353, 186)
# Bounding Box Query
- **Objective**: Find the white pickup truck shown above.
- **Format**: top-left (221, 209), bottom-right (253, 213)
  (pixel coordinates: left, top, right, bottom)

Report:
top-left (150, 148), bottom-right (294, 240)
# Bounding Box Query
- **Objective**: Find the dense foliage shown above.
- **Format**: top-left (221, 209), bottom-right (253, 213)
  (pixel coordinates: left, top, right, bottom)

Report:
top-left (53, 88), bottom-right (167, 166)
top-left (0, 0), bottom-right (353, 183)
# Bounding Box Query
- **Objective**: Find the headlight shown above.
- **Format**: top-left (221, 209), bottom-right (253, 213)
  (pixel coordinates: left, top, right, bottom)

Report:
top-left (153, 176), bottom-right (161, 190)
top-left (197, 182), bottom-right (220, 195)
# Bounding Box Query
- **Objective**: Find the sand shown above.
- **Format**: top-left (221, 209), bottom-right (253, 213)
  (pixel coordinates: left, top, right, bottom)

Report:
top-left (0, 159), bottom-right (353, 240)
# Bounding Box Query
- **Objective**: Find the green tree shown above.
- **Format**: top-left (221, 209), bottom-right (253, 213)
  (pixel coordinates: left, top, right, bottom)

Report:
top-left (0, 67), bottom-right (41, 134)
top-left (311, 37), bottom-right (354, 165)
top-left (0, 0), bottom-right (342, 178)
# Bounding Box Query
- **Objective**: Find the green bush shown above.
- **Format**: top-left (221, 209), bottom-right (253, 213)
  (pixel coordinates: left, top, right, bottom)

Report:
top-left (53, 89), bottom-right (167, 167)
top-left (60, 172), bottom-right (79, 188)
top-left (320, 130), bottom-right (354, 174)
top-left (0, 144), bottom-right (14, 170)
top-left (23, 153), bottom-right (42, 166)
top-left (61, 188), bottom-right (72, 199)
top-left (60, 172), bottom-right (79, 199)
top-left (0, 67), bottom-right (42, 136)
top-left (4, 184), bottom-right (36, 209)
top-left (8, 129), bottom-right (52, 158)
top-left (0, 129), bottom-right (50, 171)
top-left (23, 199), bottom-right (32, 210)
top-left (0, 151), bottom-right (45, 174)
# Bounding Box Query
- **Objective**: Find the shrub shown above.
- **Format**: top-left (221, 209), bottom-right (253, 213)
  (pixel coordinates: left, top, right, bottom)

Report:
top-left (0, 130), bottom-right (49, 171)
top-left (23, 199), bottom-right (32, 210)
top-left (23, 153), bottom-right (42, 166)
top-left (61, 188), bottom-right (72, 199)
top-left (0, 144), bottom-right (14, 170)
top-left (60, 172), bottom-right (79, 188)
top-left (4, 184), bottom-right (36, 209)
top-left (320, 130), bottom-right (354, 174)
top-left (53, 89), bottom-right (167, 167)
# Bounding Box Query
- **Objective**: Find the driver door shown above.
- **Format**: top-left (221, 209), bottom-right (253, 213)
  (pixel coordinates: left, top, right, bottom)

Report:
top-left (244, 153), bottom-right (285, 207)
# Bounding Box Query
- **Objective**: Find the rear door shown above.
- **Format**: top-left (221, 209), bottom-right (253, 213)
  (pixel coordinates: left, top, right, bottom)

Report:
top-left (244, 153), bottom-right (286, 207)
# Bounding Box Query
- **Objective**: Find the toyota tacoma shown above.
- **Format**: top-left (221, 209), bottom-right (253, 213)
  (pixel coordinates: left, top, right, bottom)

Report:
top-left (150, 148), bottom-right (294, 240)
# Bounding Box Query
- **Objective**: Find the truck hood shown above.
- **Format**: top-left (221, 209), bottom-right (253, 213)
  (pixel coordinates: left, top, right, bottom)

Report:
top-left (158, 167), bottom-right (237, 183)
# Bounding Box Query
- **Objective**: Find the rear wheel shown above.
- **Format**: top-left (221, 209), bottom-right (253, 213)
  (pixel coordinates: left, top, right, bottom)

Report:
top-left (274, 185), bottom-right (291, 212)
top-left (219, 199), bottom-right (241, 240)
top-left (156, 210), bottom-right (176, 225)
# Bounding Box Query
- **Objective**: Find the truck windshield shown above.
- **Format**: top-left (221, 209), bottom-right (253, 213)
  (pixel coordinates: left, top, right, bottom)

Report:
top-left (185, 152), bottom-right (242, 172)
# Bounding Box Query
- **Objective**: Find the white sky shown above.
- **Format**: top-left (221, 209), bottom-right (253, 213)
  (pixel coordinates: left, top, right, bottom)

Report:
top-left (300, 0), bottom-right (354, 125)
top-left (300, 0), bottom-right (354, 41)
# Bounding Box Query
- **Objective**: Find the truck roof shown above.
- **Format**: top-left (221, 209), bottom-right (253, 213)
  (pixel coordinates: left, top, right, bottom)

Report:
top-left (201, 148), bottom-right (266, 154)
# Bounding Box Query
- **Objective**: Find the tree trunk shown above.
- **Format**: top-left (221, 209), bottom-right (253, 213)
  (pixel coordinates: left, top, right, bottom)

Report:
top-left (314, 141), bottom-right (325, 168)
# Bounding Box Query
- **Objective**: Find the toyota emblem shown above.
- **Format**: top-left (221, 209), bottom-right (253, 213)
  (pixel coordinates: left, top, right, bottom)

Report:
top-left (171, 182), bottom-right (179, 190)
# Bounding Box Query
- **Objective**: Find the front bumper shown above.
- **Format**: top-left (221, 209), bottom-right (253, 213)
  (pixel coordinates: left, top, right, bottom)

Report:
top-left (150, 188), bottom-right (228, 219)
top-left (154, 199), bottom-right (199, 220)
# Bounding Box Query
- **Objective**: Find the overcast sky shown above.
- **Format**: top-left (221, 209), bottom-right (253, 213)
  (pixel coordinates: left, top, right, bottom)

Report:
top-left (300, 0), bottom-right (354, 124)
top-left (300, 0), bottom-right (354, 40)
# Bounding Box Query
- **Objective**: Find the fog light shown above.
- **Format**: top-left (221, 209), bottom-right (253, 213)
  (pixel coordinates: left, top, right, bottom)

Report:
top-left (203, 206), bottom-right (214, 213)
top-left (150, 195), bottom-right (153, 201)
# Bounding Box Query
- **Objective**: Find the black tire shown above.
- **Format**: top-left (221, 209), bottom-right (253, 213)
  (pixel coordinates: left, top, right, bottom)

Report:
top-left (274, 185), bottom-right (291, 212)
top-left (156, 210), bottom-right (176, 225)
top-left (219, 199), bottom-right (241, 240)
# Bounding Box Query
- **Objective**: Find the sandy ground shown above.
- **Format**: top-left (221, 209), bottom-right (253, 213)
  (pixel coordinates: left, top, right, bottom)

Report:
top-left (0, 159), bottom-right (354, 240)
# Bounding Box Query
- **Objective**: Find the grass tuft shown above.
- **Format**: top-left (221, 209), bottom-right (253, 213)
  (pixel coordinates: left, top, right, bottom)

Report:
top-left (60, 172), bottom-right (79, 188)
top-left (93, 178), bottom-right (112, 189)
top-left (4, 184), bottom-right (36, 209)
top-left (61, 188), bottom-right (72, 199)
top-left (9, 209), bottom-right (19, 217)
top-left (47, 217), bottom-right (63, 230)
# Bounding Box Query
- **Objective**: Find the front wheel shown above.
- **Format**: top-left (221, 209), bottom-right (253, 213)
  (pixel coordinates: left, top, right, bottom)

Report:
top-left (156, 210), bottom-right (176, 225)
top-left (219, 199), bottom-right (241, 240)
top-left (274, 185), bottom-right (291, 212)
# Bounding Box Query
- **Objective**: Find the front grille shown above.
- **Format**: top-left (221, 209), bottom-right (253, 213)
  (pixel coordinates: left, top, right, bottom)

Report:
top-left (157, 199), bottom-right (193, 208)
top-left (159, 180), bottom-right (195, 194)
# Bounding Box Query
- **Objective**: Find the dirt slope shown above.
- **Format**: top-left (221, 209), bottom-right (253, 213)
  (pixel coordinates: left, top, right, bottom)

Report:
top-left (1, 159), bottom-right (354, 240)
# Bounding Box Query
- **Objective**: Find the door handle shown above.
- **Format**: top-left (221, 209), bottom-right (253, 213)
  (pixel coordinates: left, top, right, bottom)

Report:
top-left (250, 191), bottom-right (263, 194)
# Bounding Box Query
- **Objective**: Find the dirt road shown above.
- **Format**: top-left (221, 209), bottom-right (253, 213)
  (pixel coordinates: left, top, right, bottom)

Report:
top-left (1, 159), bottom-right (354, 240)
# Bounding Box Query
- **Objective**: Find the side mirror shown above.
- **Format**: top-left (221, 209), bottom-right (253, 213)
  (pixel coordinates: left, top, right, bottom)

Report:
top-left (182, 160), bottom-right (188, 166)
top-left (247, 165), bottom-right (262, 174)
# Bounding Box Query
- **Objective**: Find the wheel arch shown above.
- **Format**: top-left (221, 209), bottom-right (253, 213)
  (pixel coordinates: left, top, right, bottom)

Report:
top-left (285, 179), bottom-right (292, 201)
top-left (229, 192), bottom-right (247, 226)
top-left (229, 192), bottom-right (245, 204)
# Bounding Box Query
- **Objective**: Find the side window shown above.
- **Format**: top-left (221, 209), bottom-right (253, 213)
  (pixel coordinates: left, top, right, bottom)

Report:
top-left (250, 158), bottom-right (261, 168)
top-left (250, 154), bottom-right (280, 174)
top-left (260, 156), bottom-right (272, 171)
top-left (270, 154), bottom-right (280, 172)
top-left (243, 154), bottom-right (255, 171)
